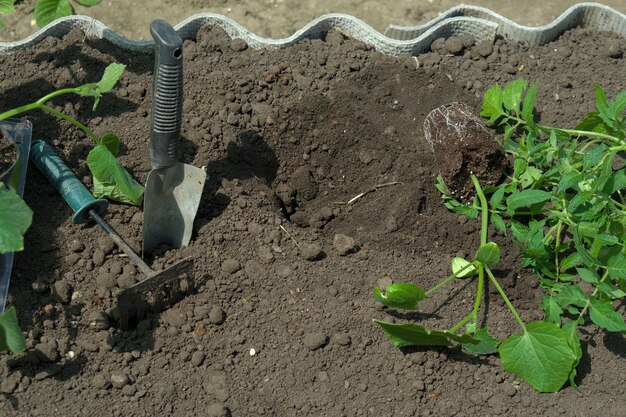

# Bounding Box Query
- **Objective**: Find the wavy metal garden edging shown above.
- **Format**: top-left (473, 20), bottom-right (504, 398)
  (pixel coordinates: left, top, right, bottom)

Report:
top-left (0, 3), bottom-right (624, 56)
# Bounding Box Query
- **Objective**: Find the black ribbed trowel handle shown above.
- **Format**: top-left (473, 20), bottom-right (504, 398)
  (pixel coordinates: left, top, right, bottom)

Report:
top-left (149, 20), bottom-right (183, 169)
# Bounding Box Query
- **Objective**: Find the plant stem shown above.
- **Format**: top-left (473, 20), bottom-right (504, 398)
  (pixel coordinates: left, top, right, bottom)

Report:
top-left (485, 266), bottom-right (527, 332)
top-left (577, 270), bottom-right (610, 321)
top-left (449, 263), bottom-right (485, 333)
top-left (424, 263), bottom-right (476, 297)
top-left (39, 104), bottom-right (99, 142)
top-left (0, 86), bottom-right (100, 143)
top-left (470, 175), bottom-right (489, 246)
top-left (509, 114), bottom-right (623, 145)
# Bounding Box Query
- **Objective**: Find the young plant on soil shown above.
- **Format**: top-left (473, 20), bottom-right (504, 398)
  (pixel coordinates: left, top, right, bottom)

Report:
top-left (373, 174), bottom-right (579, 393)
top-left (35, 0), bottom-right (101, 28)
top-left (0, 62), bottom-right (144, 205)
top-left (376, 79), bottom-right (625, 392)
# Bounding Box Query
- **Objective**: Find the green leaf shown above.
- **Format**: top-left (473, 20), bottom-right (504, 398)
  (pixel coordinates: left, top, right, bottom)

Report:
top-left (373, 320), bottom-right (479, 348)
top-left (96, 63), bottom-right (126, 94)
top-left (489, 186), bottom-right (506, 210)
top-left (372, 283), bottom-right (425, 310)
top-left (34, 0), bottom-right (72, 28)
top-left (87, 145), bottom-right (144, 206)
top-left (541, 296), bottom-right (563, 323)
top-left (556, 284), bottom-right (587, 309)
top-left (0, 0), bottom-right (16, 15)
top-left (75, 63), bottom-right (126, 110)
top-left (560, 252), bottom-right (582, 271)
top-left (499, 321), bottom-right (577, 392)
top-left (0, 307), bottom-right (26, 355)
top-left (98, 132), bottom-right (120, 156)
top-left (607, 90), bottom-right (626, 123)
top-left (491, 213), bottom-right (507, 234)
top-left (506, 189), bottom-right (552, 213)
top-left (596, 282), bottom-right (626, 300)
top-left (574, 112), bottom-right (608, 133)
top-left (450, 257), bottom-right (477, 278)
top-left (582, 144), bottom-right (607, 170)
top-left (589, 298), bottom-right (626, 332)
top-left (481, 84), bottom-right (505, 124)
top-left (576, 267), bottom-right (599, 284)
top-left (563, 320), bottom-right (581, 388)
top-left (521, 81), bottom-right (537, 125)
top-left (475, 242), bottom-right (500, 266)
top-left (462, 326), bottom-right (500, 355)
top-left (74, 0), bottom-right (100, 5)
top-left (607, 253), bottom-right (626, 281)
top-left (0, 186), bottom-right (33, 254)
top-left (502, 78), bottom-right (527, 114)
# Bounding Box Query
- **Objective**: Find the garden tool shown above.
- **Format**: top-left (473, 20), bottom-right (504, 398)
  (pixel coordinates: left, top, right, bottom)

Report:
top-left (143, 20), bottom-right (206, 255)
top-left (30, 140), bottom-right (193, 330)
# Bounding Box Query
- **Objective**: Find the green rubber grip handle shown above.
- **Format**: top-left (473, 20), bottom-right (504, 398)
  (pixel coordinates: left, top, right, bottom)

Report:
top-left (30, 140), bottom-right (108, 224)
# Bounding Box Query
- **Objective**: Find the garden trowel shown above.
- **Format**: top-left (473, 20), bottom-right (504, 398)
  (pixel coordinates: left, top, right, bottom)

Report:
top-left (143, 20), bottom-right (206, 255)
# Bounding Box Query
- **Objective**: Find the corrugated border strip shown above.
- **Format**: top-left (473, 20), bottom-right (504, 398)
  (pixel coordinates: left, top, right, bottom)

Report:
top-left (0, 3), bottom-right (624, 56)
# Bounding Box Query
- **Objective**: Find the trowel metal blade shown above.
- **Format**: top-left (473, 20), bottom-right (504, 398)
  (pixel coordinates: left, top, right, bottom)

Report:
top-left (143, 162), bottom-right (206, 255)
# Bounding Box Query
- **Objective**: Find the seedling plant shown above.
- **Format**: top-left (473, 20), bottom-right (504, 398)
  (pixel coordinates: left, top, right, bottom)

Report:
top-left (0, 63), bottom-right (143, 354)
top-left (374, 79), bottom-right (625, 393)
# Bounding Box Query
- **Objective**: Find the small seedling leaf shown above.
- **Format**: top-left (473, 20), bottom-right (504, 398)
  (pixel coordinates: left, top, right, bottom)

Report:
top-left (574, 111), bottom-right (608, 133)
top-left (97, 63), bottom-right (126, 94)
top-left (541, 296), bottom-right (563, 324)
top-left (576, 268), bottom-right (599, 284)
top-left (0, 186), bottom-right (33, 254)
top-left (0, 0), bottom-right (16, 15)
top-left (98, 132), bottom-right (120, 157)
top-left (372, 283), bottom-right (425, 310)
top-left (373, 320), bottom-right (479, 348)
top-left (34, 0), bottom-right (72, 28)
top-left (502, 78), bottom-right (527, 114)
top-left (521, 81), bottom-right (537, 125)
top-left (74, 0), bottom-right (100, 5)
top-left (462, 327), bottom-right (500, 355)
top-left (506, 189), bottom-right (552, 212)
top-left (589, 298), bottom-right (626, 332)
top-left (563, 320), bottom-right (581, 388)
top-left (556, 284), bottom-right (587, 309)
top-left (0, 307), bottom-right (26, 355)
top-left (475, 242), bottom-right (500, 266)
top-left (87, 145), bottom-right (144, 206)
top-left (450, 257), bottom-right (477, 278)
top-left (499, 321), bottom-right (577, 392)
top-left (607, 90), bottom-right (626, 123)
top-left (481, 84), bottom-right (505, 124)
top-left (607, 253), bottom-right (626, 281)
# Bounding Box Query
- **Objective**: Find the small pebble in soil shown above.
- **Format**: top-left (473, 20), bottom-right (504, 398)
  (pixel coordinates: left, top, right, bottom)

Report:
top-left (52, 280), bottom-right (72, 304)
top-left (209, 306), bottom-right (226, 325)
top-left (89, 311), bottom-right (110, 330)
top-left (332, 332), bottom-right (352, 346)
top-left (69, 240), bottom-right (85, 252)
top-left (191, 351), bottom-right (206, 367)
top-left (110, 373), bottom-right (130, 389)
top-left (303, 332), bottom-right (329, 350)
top-left (500, 381), bottom-right (517, 397)
top-left (333, 234), bottom-right (358, 256)
top-left (221, 258), bottom-right (241, 274)
top-left (299, 243), bottom-right (323, 261)
top-left (249, 348), bottom-right (256, 356)
top-left (31, 279), bottom-right (48, 294)
top-left (206, 403), bottom-right (231, 417)
top-left (97, 236), bottom-right (116, 254)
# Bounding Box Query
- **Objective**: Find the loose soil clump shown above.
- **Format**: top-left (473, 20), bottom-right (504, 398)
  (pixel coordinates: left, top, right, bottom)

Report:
top-left (0, 25), bottom-right (624, 417)
top-left (0, 134), bottom-right (17, 176)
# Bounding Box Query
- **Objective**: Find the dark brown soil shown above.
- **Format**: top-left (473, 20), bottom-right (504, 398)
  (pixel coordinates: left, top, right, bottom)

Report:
top-left (0, 25), bottom-right (624, 417)
top-left (0, 134), bottom-right (17, 177)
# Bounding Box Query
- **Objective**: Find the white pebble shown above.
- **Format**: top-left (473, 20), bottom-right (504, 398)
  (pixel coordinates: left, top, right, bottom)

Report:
top-left (249, 348), bottom-right (256, 356)
top-left (65, 350), bottom-right (75, 360)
